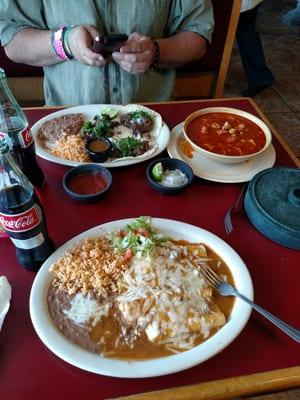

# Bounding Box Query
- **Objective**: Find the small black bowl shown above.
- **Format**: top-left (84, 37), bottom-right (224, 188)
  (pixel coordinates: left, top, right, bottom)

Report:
top-left (84, 137), bottom-right (112, 163)
top-left (146, 158), bottom-right (194, 195)
top-left (63, 164), bottom-right (112, 203)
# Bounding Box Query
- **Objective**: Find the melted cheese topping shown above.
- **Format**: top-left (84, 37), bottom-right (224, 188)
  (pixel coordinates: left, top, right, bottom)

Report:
top-left (116, 245), bottom-right (225, 351)
top-left (64, 292), bottom-right (109, 326)
top-left (55, 239), bottom-right (226, 354)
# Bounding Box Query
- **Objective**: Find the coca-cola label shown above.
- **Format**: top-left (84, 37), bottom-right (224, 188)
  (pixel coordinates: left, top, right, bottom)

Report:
top-left (0, 127), bottom-right (33, 149)
top-left (18, 127), bottom-right (33, 148)
top-left (0, 205), bottom-right (40, 232)
top-left (0, 132), bottom-right (8, 148)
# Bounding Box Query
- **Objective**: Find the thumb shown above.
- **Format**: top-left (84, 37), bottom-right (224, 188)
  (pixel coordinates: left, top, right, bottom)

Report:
top-left (85, 25), bottom-right (101, 41)
top-left (128, 32), bottom-right (145, 42)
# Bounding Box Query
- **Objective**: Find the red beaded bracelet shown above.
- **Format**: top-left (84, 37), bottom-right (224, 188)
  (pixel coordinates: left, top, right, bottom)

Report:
top-left (149, 39), bottom-right (160, 71)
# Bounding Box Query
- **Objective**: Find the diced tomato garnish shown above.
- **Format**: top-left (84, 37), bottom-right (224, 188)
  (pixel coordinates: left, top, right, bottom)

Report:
top-left (117, 229), bottom-right (127, 238)
top-left (125, 249), bottom-right (133, 260)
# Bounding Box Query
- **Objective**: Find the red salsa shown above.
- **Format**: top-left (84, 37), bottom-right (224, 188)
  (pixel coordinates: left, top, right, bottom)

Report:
top-left (68, 171), bottom-right (108, 195)
top-left (186, 112), bottom-right (266, 156)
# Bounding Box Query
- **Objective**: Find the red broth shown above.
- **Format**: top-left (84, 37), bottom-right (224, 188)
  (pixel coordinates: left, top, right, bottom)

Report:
top-left (68, 172), bottom-right (108, 195)
top-left (186, 113), bottom-right (266, 156)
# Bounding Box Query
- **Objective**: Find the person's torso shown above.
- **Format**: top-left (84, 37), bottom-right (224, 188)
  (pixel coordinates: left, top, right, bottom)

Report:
top-left (42, 0), bottom-right (174, 105)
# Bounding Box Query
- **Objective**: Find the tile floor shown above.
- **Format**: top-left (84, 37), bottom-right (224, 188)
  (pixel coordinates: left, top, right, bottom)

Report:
top-left (223, 0), bottom-right (300, 160)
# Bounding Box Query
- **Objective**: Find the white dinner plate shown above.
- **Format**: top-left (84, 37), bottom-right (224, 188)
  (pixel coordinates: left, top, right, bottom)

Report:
top-left (167, 122), bottom-right (276, 183)
top-left (30, 218), bottom-right (253, 378)
top-left (31, 104), bottom-right (170, 168)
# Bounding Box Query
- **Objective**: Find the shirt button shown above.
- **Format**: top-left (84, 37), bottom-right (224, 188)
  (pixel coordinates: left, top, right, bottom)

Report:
top-left (112, 87), bottom-right (118, 93)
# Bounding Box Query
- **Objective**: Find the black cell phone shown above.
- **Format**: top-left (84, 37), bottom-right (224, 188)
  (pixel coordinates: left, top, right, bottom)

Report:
top-left (92, 34), bottom-right (128, 55)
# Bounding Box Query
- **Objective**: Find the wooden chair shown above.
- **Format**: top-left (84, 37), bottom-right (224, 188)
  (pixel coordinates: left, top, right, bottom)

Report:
top-left (174, 0), bottom-right (242, 100)
top-left (0, 46), bottom-right (44, 106)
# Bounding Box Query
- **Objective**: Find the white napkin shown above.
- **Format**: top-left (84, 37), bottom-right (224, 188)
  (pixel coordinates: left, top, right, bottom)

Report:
top-left (0, 276), bottom-right (12, 331)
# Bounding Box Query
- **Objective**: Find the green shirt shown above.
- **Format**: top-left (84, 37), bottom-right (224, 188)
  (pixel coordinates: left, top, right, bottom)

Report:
top-left (0, 0), bottom-right (214, 106)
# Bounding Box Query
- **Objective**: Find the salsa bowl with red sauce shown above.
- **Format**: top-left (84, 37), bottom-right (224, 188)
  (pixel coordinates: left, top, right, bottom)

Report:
top-left (183, 107), bottom-right (272, 164)
top-left (62, 164), bottom-right (112, 202)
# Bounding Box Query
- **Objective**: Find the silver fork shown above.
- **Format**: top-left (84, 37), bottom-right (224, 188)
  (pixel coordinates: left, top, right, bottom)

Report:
top-left (199, 263), bottom-right (300, 343)
top-left (224, 184), bottom-right (247, 235)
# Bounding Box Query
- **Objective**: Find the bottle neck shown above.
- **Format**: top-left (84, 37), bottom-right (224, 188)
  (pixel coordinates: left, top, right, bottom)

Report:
top-left (0, 147), bottom-right (34, 195)
top-left (0, 69), bottom-right (27, 133)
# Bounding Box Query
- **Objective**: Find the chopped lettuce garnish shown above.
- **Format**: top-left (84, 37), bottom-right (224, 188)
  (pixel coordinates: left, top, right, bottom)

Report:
top-left (110, 216), bottom-right (170, 256)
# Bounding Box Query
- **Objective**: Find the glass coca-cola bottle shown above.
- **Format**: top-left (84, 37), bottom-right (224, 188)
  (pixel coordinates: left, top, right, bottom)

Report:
top-left (0, 138), bottom-right (55, 271)
top-left (0, 68), bottom-right (45, 187)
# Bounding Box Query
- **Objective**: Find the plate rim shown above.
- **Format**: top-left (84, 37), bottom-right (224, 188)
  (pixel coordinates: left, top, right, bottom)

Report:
top-left (29, 217), bottom-right (253, 378)
top-left (31, 104), bottom-right (170, 168)
top-left (168, 122), bottom-right (276, 183)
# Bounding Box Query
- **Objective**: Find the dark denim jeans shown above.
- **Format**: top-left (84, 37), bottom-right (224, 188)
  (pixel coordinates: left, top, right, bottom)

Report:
top-left (236, 5), bottom-right (274, 92)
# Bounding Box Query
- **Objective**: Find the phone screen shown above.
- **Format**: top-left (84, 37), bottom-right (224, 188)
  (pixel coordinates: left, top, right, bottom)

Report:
top-left (93, 34), bottom-right (128, 55)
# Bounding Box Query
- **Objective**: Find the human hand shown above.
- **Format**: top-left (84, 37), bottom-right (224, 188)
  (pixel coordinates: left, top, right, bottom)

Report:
top-left (68, 25), bottom-right (108, 66)
top-left (112, 32), bottom-right (157, 74)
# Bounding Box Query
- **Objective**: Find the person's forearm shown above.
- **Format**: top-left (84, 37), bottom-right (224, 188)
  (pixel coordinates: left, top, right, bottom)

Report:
top-left (4, 28), bottom-right (61, 66)
top-left (156, 31), bottom-right (207, 69)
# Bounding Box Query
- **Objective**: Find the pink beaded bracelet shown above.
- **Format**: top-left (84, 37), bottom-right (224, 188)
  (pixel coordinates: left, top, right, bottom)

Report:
top-left (51, 26), bottom-right (70, 61)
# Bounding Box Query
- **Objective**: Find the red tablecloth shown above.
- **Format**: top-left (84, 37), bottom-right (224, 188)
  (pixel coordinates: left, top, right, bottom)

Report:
top-left (0, 99), bottom-right (299, 400)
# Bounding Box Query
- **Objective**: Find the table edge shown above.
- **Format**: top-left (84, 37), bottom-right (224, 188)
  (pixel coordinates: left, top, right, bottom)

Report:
top-left (24, 99), bottom-right (299, 399)
top-left (24, 97), bottom-right (249, 110)
top-left (114, 366), bottom-right (300, 400)
top-left (249, 98), bottom-right (300, 166)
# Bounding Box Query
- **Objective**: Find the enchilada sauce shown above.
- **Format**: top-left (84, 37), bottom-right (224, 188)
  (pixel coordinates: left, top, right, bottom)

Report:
top-left (48, 244), bottom-right (235, 360)
top-left (186, 112), bottom-right (266, 156)
top-left (89, 245), bottom-right (235, 360)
